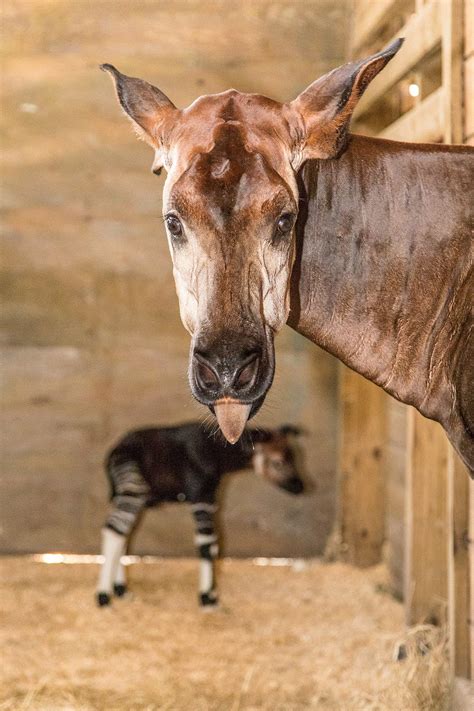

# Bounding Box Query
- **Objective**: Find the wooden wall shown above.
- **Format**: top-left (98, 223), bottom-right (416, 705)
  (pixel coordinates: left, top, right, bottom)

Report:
top-left (1, 0), bottom-right (350, 557)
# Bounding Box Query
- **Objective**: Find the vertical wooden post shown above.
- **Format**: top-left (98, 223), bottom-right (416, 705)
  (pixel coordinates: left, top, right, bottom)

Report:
top-left (444, 0), bottom-right (473, 678)
top-left (443, 0), bottom-right (464, 144)
top-left (385, 400), bottom-right (408, 599)
top-left (448, 448), bottom-right (472, 677)
top-left (339, 367), bottom-right (386, 567)
top-left (405, 409), bottom-right (450, 627)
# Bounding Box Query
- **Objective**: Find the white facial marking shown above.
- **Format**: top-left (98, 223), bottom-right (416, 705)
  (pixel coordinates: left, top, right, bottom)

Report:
top-left (253, 448), bottom-right (265, 477)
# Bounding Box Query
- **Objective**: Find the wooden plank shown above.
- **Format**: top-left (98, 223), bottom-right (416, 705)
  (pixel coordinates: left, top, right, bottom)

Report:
top-left (465, 0), bottom-right (474, 58)
top-left (339, 367), bottom-right (387, 567)
top-left (448, 448), bottom-right (472, 678)
top-left (379, 85), bottom-right (445, 141)
top-left (353, 0), bottom-right (413, 54)
top-left (385, 399), bottom-right (407, 598)
top-left (465, 55), bottom-right (474, 140)
top-left (405, 409), bottom-right (450, 627)
top-left (354, 0), bottom-right (442, 119)
top-left (442, 0), bottom-right (464, 144)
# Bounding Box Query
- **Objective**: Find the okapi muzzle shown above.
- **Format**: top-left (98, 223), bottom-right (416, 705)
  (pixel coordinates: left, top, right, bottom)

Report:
top-left (101, 38), bottom-right (403, 443)
top-left (191, 327), bottom-right (276, 443)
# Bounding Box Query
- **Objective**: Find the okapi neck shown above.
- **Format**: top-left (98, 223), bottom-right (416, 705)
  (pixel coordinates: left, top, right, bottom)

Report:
top-left (288, 134), bottom-right (472, 423)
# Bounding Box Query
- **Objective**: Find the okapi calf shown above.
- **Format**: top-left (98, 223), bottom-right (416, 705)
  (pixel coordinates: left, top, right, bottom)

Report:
top-left (102, 39), bottom-right (473, 473)
top-left (97, 423), bottom-right (304, 607)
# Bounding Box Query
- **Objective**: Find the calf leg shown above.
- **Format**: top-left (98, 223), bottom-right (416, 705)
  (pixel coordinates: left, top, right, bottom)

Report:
top-left (97, 527), bottom-right (126, 606)
top-left (191, 503), bottom-right (219, 607)
top-left (97, 460), bottom-right (150, 606)
top-left (113, 560), bottom-right (127, 597)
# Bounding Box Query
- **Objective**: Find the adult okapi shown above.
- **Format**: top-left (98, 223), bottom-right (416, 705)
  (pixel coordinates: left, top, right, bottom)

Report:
top-left (101, 39), bottom-right (474, 475)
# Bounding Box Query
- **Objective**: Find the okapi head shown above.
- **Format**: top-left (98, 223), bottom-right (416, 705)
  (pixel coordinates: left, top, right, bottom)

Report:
top-left (252, 425), bottom-right (305, 495)
top-left (102, 39), bottom-right (402, 443)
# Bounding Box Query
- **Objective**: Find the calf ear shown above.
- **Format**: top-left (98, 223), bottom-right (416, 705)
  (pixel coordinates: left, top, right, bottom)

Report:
top-left (280, 425), bottom-right (304, 437)
top-left (289, 38), bottom-right (403, 165)
top-left (251, 430), bottom-right (272, 444)
top-left (101, 64), bottom-right (178, 174)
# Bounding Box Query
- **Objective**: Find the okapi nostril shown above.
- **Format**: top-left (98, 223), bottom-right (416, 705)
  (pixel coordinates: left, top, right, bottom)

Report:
top-left (235, 355), bottom-right (259, 389)
top-left (196, 361), bottom-right (219, 388)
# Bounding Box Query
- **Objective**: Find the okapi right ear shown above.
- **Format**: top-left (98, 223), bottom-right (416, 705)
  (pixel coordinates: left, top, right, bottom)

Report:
top-left (100, 64), bottom-right (178, 174)
top-left (289, 38), bottom-right (404, 165)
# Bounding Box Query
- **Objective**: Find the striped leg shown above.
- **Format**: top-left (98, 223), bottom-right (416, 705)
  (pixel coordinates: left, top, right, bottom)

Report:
top-left (192, 503), bottom-right (219, 607)
top-left (97, 527), bottom-right (126, 606)
top-left (97, 460), bottom-right (150, 607)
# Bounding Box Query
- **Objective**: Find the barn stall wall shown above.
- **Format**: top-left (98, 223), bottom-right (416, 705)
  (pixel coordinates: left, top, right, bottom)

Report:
top-left (1, 1), bottom-right (351, 557)
top-left (339, 0), bottom-right (473, 680)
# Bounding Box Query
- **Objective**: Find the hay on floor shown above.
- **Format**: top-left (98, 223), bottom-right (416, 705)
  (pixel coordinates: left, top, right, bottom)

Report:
top-left (0, 557), bottom-right (454, 710)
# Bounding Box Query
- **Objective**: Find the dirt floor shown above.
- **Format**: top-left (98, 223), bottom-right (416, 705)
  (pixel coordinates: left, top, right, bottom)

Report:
top-left (0, 557), bottom-right (454, 710)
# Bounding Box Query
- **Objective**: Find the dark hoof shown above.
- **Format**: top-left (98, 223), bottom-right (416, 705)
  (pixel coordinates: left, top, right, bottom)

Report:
top-left (396, 644), bottom-right (407, 661)
top-left (97, 592), bottom-right (111, 607)
top-left (200, 592), bottom-right (219, 607)
top-left (113, 583), bottom-right (127, 597)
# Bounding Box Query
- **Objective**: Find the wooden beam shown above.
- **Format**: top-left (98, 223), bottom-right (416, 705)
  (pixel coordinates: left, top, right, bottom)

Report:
top-left (354, 0), bottom-right (442, 120)
top-left (379, 85), bottom-right (445, 141)
top-left (339, 367), bottom-right (387, 567)
top-left (405, 409), bottom-right (450, 627)
top-left (448, 448), bottom-right (473, 678)
top-left (465, 0), bottom-right (474, 58)
top-left (442, 0), bottom-right (464, 144)
top-left (385, 399), bottom-right (408, 599)
top-left (352, 0), bottom-right (413, 55)
top-left (464, 55), bottom-right (474, 141)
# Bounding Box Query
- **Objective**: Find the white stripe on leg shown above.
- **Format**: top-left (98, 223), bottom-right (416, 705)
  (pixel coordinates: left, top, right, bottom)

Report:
top-left (114, 559), bottom-right (126, 587)
top-left (199, 558), bottom-right (214, 595)
top-left (97, 527), bottom-right (126, 594)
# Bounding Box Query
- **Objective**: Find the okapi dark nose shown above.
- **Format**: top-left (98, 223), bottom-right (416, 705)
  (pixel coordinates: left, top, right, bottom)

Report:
top-left (193, 349), bottom-right (260, 398)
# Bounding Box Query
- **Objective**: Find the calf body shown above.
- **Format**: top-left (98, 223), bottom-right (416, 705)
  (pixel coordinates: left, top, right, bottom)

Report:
top-left (97, 423), bottom-right (304, 607)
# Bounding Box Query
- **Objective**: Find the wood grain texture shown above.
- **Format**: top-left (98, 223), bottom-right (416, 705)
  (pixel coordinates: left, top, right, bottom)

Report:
top-left (448, 448), bottom-right (472, 678)
top-left (379, 85), bottom-right (445, 141)
top-left (339, 367), bottom-right (387, 568)
top-left (405, 409), bottom-right (450, 627)
top-left (354, 0), bottom-right (442, 119)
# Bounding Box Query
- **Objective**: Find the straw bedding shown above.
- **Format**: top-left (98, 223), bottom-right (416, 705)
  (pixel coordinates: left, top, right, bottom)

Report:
top-left (0, 557), bottom-right (453, 710)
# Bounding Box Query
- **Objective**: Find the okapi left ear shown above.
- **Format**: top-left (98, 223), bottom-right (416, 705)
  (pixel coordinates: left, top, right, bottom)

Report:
top-left (289, 38), bottom-right (404, 165)
top-left (280, 425), bottom-right (304, 437)
top-left (100, 64), bottom-right (179, 174)
top-left (251, 430), bottom-right (273, 444)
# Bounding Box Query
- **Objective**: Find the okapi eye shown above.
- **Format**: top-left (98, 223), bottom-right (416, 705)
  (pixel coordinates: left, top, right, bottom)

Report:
top-left (165, 215), bottom-right (183, 239)
top-left (276, 213), bottom-right (295, 235)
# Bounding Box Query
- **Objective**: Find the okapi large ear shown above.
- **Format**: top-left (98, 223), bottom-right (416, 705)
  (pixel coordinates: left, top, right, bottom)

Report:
top-left (289, 38), bottom-right (404, 165)
top-left (100, 64), bottom-right (178, 174)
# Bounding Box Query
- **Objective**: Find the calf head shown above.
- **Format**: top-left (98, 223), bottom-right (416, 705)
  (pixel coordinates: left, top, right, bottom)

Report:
top-left (251, 425), bottom-right (305, 494)
top-left (102, 39), bottom-right (402, 442)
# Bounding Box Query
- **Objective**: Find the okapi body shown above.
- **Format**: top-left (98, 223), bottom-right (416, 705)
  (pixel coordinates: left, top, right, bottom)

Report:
top-left (97, 423), bottom-right (304, 607)
top-left (101, 38), bottom-right (474, 474)
top-left (289, 136), bottom-right (473, 472)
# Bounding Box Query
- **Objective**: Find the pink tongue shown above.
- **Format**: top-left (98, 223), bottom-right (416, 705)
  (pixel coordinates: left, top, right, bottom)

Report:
top-left (214, 400), bottom-right (251, 444)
